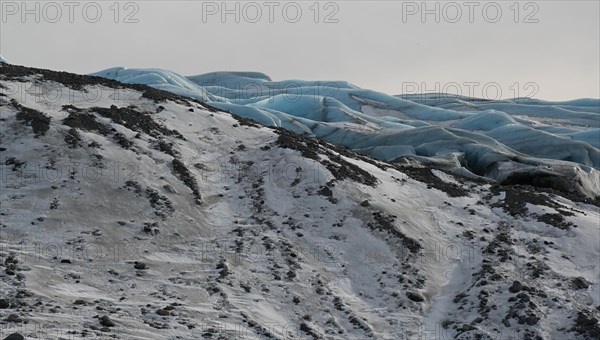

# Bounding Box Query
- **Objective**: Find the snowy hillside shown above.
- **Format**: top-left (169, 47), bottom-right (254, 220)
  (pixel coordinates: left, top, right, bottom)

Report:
top-left (92, 68), bottom-right (600, 200)
top-left (1, 64), bottom-right (599, 339)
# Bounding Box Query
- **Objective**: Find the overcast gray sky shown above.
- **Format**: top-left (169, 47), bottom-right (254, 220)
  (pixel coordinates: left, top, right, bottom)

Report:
top-left (1, 1), bottom-right (599, 100)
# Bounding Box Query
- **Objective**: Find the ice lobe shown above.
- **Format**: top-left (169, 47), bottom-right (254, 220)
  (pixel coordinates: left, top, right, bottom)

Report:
top-left (92, 67), bottom-right (600, 198)
top-left (91, 67), bottom-right (213, 102)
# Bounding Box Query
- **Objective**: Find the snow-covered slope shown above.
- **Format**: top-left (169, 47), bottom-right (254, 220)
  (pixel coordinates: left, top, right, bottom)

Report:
top-left (91, 68), bottom-right (600, 200)
top-left (1, 64), bottom-right (599, 339)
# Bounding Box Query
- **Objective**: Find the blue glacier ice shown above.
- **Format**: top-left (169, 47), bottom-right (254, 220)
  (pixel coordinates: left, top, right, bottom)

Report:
top-left (90, 67), bottom-right (600, 198)
top-left (93, 67), bottom-right (214, 102)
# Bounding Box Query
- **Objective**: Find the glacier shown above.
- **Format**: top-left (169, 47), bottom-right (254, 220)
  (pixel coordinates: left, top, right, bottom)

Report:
top-left (91, 67), bottom-right (600, 198)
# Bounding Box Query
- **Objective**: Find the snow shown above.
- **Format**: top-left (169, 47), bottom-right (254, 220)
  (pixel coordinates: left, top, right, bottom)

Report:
top-left (1, 65), bottom-right (599, 339)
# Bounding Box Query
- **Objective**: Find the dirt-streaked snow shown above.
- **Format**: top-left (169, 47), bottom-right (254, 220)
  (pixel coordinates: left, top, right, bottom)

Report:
top-left (1, 65), bottom-right (599, 339)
